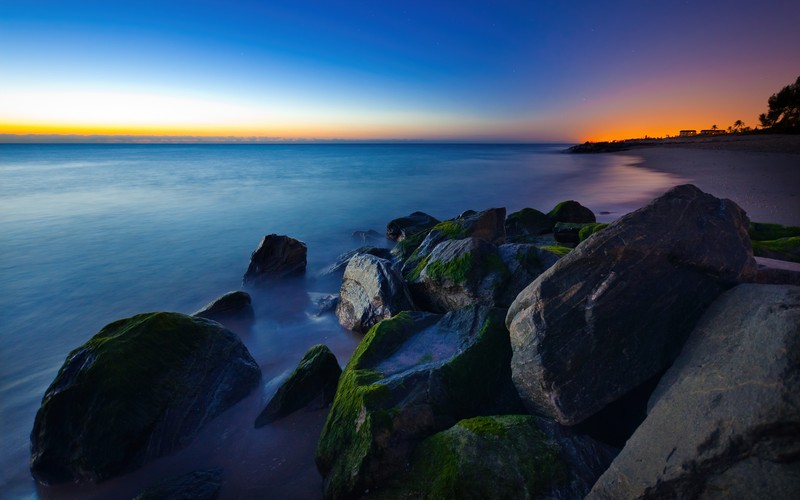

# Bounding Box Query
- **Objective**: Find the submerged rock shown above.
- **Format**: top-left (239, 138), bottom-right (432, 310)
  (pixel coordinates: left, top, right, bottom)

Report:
top-left (382, 415), bottom-right (617, 500)
top-left (588, 284), bottom-right (800, 499)
top-left (193, 291), bottom-right (254, 322)
top-left (133, 468), bottom-right (223, 500)
top-left (386, 211), bottom-right (440, 241)
top-left (255, 344), bottom-right (341, 427)
top-left (336, 254), bottom-right (415, 333)
top-left (243, 234), bottom-right (307, 284)
top-left (506, 185), bottom-right (757, 425)
top-left (30, 312), bottom-right (261, 484)
top-left (316, 306), bottom-right (513, 499)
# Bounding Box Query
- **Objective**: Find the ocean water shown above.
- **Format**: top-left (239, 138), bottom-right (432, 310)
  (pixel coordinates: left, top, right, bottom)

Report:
top-left (0, 143), bottom-right (680, 498)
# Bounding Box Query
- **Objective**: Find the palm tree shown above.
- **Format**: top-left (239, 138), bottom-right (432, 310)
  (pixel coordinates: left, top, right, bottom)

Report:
top-left (733, 120), bottom-right (744, 132)
top-left (711, 124), bottom-right (718, 131)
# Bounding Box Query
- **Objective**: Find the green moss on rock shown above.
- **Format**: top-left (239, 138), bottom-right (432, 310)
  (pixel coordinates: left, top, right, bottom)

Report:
top-left (751, 237), bottom-right (800, 263)
top-left (539, 245), bottom-right (572, 257)
top-left (578, 223), bottom-right (609, 242)
top-left (748, 222), bottom-right (800, 241)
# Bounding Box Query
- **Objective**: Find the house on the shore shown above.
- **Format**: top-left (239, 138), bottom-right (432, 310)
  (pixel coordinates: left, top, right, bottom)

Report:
top-left (679, 130), bottom-right (697, 137)
top-left (699, 129), bottom-right (726, 136)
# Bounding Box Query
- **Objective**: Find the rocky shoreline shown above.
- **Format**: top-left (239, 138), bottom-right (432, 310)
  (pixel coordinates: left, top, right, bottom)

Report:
top-left (30, 185), bottom-right (800, 499)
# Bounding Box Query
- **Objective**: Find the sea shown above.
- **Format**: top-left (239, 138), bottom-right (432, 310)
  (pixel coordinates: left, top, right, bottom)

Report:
top-left (0, 143), bottom-right (681, 498)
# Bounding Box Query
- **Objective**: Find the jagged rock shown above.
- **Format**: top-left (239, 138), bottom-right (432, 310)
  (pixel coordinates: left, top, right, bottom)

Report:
top-left (399, 208), bottom-right (506, 275)
top-left (30, 313), bottom-right (261, 484)
top-left (588, 284), bottom-right (800, 499)
top-left (505, 207), bottom-right (554, 242)
top-left (243, 234), bottom-right (307, 284)
top-left (193, 291), bottom-right (253, 322)
top-left (381, 415), bottom-right (618, 500)
top-left (316, 306), bottom-right (513, 499)
top-left (507, 185), bottom-right (757, 425)
top-left (548, 200), bottom-right (596, 224)
top-left (133, 468), bottom-right (223, 500)
top-left (405, 237), bottom-right (509, 313)
top-left (255, 345), bottom-right (341, 427)
top-left (336, 254), bottom-right (414, 333)
top-left (386, 211), bottom-right (440, 241)
top-left (320, 246), bottom-right (393, 278)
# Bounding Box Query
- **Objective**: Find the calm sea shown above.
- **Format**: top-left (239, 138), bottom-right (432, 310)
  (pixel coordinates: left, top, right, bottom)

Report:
top-left (0, 143), bottom-right (679, 498)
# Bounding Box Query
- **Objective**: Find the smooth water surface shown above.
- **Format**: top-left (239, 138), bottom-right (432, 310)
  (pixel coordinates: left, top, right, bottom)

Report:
top-left (0, 144), bottom-right (680, 498)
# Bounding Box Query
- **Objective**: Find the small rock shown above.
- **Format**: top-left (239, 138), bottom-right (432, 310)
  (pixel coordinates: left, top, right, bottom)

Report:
top-left (193, 291), bottom-right (254, 322)
top-left (255, 345), bottom-right (342, 427)
top-left (386, 211), bottom-right (440, 241)
top-left (243, 234), bottom-right (307, 284)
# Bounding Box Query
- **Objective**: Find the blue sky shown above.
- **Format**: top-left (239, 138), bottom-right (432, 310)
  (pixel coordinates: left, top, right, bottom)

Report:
top-left (1, 0), bottom-right (799, 141)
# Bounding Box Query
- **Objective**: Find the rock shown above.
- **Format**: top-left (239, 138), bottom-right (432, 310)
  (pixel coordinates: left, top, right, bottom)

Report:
top-left (405, 237), bottom-right (509, 313)
top-left (506, 185), bottom-right (758, 425)
top-left (133, 468), bottom-right (223, 500)
top-left (313, 293), bottom-right (339, 317)
top-left (320, 246), bottom-right (393, 278)
top-left (255, 345), bottom-right (342, 427)
top-left (243, 234), bottom-right (307, 284)
top-left (193, 291), bottom-right (254, 322)
top-left (748, 221), bottom-right (800, 241)
top-left (578, 222), bottom-right (609, 242)
top-left (316, 306), bottom-right (513, 499)
top-left (548, 200), bottom-right (596, 224)
top-left (399, 208), bottom-right (506, 275)
top-left (30, 313), bottom-right (261, 484)
top-left (386, 211), bottom-right (440, 241)
top-left (587, 284), bottom-right (800, 499)
top-left (497, 244), bottom-right (562, 306)
top-left (553, 222), bottom-right (591, 245)
top-left (336, 254), bottom-right (415, 333)
top-left (381, 415), bottom-right (617, 500)
top-left (505, 207), bottom-right (554, 242)
top-left (751, 236), bottom-right (800, 263)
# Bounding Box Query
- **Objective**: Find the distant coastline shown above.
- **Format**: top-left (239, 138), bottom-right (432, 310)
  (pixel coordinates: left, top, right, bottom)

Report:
top-left (567, 133), bottom-right (800, 155)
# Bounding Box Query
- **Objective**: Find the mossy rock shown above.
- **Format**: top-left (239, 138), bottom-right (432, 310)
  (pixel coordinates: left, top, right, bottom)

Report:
top-left (30, 312), bottom-right (261, 485)
top-left (751, 237), bottom-right (800, 263)
top-left (255, 344), bottom-right (341, 427)
top-left (506, 208), bottom-right (554, 239)
top-left (553, 222), bottom-right (596, 245)
top-left (315, 306), bottom-right (513, 499)
top-left (548, 200), bottom-right (596, 224)
top-left (379, 415), bottom-right (567, 499)
top-left (386, 211), bottom-right (441, 242)
top-left (748, 222), bottom-right (800, 242)
top-left (578, 223), bottom-right (609, 242)
top-left (538, 245), bottom-right (573, 257)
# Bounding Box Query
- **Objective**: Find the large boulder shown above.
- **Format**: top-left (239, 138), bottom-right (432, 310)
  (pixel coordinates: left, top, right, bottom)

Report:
top-left (193, 291), bottom-right (254, 323)
top-left (506, 185), bottom-right (757, 425)
top-left (255, 344), bottom-right (342, 427)
top-left (588, 284), bottom-right (800, 499)
top-left (243, 234), bottom-right (307, 284)
top-left (336, 254), bottom-right (415, 333)
top-left (30, 313), bottom-right (261, 484)
top-left (497, 243), bottom-right (562, 306)
top-left (380, 415), bottom-right (618, 500)
top-left (386, 211), bottom-right (440, 241)
top-left (316, 306), bottom-right (513, 499)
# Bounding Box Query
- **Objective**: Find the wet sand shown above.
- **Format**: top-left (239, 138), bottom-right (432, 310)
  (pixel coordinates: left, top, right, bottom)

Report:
top-left (618, 137), bottom-right (800, 226)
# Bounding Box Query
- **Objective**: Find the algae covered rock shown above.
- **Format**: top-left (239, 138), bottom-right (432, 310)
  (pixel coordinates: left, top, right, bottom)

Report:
top-left (316, 306), bottom-right (513, 499)
top-left (507, 185), bottom-right (757, 425)
top-left (578, 222), bottom-right (609, 242)
top-left (383, 415), bottom-right (617, 500)
top-left (548, 200), bottom-right (596, 224)
top-left (30, 312), bottom-right (261, 484)
top-left (505, 207), bottom-right (553, 242)
top-left (255, 344), bottom-right (341, 427)
top-left (336, 254), bottom-right (415, 333)
top-left (243, 234), bottom-right (307, 284)
top-left (751, 236), bottom-right (800, 263)
top-left (386, 211), bottom-right (440, 242)
top-left (133, 468), bottom-right (223, 500)
top-left (193, 290), bottom-right (254, 323)
top-left (588, 284), bottom-right (800, 499)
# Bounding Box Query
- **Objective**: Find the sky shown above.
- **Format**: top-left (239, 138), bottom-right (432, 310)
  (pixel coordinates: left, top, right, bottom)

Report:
top-left (1, 0), bottom-right (798, 142)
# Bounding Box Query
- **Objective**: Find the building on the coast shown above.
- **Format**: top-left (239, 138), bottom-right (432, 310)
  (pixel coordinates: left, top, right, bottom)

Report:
top-left (699, 129), bottom-right (726, 135)
top-left (679, 130), bottom-right (697, 137)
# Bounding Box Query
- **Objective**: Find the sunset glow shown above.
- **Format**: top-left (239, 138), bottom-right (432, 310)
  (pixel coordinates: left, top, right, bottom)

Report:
top-left (1, 0), bottom-right (798, 142)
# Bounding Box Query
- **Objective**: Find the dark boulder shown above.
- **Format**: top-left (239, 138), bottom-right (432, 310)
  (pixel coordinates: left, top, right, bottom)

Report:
top-left (506, 185), bottom-right (757, 425)
top-left (30, 313), bottom-right (260, 484)
top-left (255, 344), bottom-right (341, 427)
top-left (133, 468), bottom-right (223, 500)
top-left (588, 284), bottom-right (800, 499)
top-left (320, 246), bottom-right (393, 278)
top-left (336, 254), bottom-right (415, 333)
top-left (548, 200), bottom-right (596, 224)
top-left (553, 222), bottom-right (591, 245)
top-left (386, 211), bottom-right (440, 241)
top-left (193, 291), bottom-right (253, 322)
top-left (382, 415), bottom-right (618, 500)
top-left (243, 234), bottom-right (307, 284)
top-left (505, 207), bottom-right (554, 242)
top-left (497, 243), bottom-right (562, 306)
top-left (316, 306), bottom-right (513, 499)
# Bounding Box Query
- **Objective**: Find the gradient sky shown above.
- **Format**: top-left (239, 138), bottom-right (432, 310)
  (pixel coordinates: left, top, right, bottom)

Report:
top-left (1, 0), bottom-right (798, 142)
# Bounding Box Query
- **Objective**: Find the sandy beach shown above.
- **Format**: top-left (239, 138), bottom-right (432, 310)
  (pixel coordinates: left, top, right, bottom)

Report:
top-left (619, 135), bottom-right (800, 226)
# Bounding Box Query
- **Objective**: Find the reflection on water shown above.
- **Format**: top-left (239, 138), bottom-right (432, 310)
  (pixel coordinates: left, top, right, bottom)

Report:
top-left (0, 144), bottom-right (683, 498)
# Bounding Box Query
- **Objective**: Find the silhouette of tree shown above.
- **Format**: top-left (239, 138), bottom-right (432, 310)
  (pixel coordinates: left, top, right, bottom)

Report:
top-left (733, 119), bottom-right (744, 132)
top-left (759, 76), bottom-right (800, 129)
top-left (711, 124), bottom-right (718, 131)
